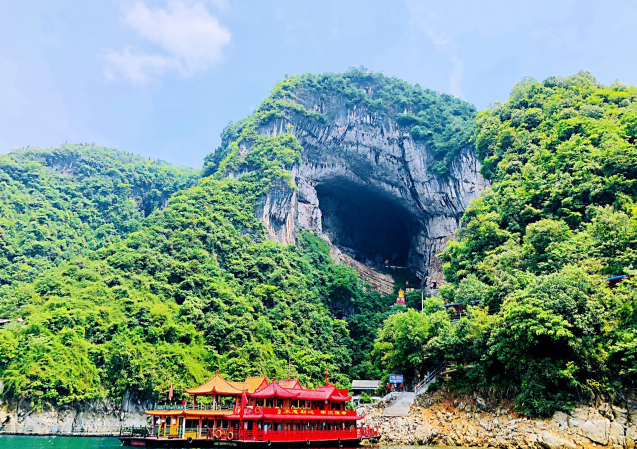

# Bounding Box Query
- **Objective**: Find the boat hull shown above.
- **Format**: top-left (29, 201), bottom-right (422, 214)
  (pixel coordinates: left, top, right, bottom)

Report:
top-left (119, 436), bottom-right (379, 447)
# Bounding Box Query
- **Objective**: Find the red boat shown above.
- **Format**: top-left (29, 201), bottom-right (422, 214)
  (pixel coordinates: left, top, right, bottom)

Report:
top-left (119, 372), bottom-right (379, 447)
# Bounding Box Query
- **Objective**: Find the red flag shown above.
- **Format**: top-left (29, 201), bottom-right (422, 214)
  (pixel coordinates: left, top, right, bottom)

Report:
top-left (240, 389), bottom-right (247, 419)
top-left (168, 384), bottom-right (174, 401)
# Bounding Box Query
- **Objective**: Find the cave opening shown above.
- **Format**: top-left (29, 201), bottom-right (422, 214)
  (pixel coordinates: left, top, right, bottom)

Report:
top-left (315, 179), bottom-right (419, 268)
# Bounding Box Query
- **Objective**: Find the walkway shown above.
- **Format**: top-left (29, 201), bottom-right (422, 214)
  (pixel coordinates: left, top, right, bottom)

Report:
top-left (382, 392), bottom-right (416, 417)
top-left (379, 362), bottom-right (449, 417)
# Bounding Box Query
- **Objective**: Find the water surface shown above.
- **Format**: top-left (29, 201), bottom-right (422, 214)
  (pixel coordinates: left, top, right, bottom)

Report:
top-left (0, 437), bottom-right (462, 449)
top-left (0, 435), bottom-right (121, 448)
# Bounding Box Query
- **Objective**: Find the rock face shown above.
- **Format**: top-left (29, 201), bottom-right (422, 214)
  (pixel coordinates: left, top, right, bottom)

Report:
top-left (360, 390), bottom-right (637, 449)
top-left (0, 392), bottom-right (149, 435)
top-left (254, 94), bottom-right (489, 293)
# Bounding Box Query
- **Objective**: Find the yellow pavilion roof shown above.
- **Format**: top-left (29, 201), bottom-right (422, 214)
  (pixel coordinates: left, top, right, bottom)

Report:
top-left (184, 374), bottom-right (244, 396)
top-left (239, 376), bottom-right (269, 393)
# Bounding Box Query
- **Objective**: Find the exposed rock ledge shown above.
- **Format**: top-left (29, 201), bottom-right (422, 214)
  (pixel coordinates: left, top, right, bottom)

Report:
top-left (0, 392), bottom-right (149, 434)
top-left (359, 390), bottom-right (637, 449)
top-left (249, 94), bottom-right (490, 295)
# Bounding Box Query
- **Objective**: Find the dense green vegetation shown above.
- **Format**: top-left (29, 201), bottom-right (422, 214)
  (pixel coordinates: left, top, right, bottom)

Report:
top-left (0, 131), bottom-right (391, 407)
top-left (4, 70), bottom-right (634, 419)
top-left (372, 72), bottom-right (637, 416)
top-left (0, 145), bottom-right (198, 292)
top-left (204, 67), bottom-right (476, 177)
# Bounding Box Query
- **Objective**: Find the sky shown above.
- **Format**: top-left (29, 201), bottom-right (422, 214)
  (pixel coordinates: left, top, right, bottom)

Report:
top-left (1, 0), bottom-right (636, 168)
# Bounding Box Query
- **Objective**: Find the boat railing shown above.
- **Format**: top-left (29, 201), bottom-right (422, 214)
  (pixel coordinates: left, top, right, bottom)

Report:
top-left (136, 425), bottom-right (379, 441)
top-left (230, 426), bottom-right (378, 442)
top-left (231, 406), bottom-right (353, 416)
top-left (120, 426), bottom-right (150, 437)
top-left (236, 428), bottom-right (356, 442)
top-left (152, 402), bottom-right (234, 411)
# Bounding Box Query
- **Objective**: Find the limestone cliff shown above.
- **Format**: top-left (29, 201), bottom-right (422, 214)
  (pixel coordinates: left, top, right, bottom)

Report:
top-left (251, 90), bottom-right (489, 294)
top-left (0, 391), bottom-right (149, 435)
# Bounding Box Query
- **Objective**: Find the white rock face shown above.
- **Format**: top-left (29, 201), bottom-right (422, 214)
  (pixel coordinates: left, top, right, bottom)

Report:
top-left (252, 94), bottom-right (489, 293)
top-left (0, 391), bottom-right (149, 435)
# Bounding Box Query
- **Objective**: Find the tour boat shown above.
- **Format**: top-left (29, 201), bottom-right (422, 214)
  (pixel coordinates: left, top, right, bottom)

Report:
top-left (119, 372), bottom-right (379, 447)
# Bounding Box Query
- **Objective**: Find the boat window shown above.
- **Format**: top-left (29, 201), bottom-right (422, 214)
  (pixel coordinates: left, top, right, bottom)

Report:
top-left (266, 399), bottom-right (273, 408)
top-left (276, 398), bottom-right (284, 408)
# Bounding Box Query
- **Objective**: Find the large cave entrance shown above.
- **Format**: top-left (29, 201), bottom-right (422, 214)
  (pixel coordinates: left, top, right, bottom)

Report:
top-left (315, 179), bottom-right (420, 268)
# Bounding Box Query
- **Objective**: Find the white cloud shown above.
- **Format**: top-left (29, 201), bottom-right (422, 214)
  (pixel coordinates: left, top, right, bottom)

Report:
top-left (105, 1), bottom-right (231, 84)
top-left (104, 46), bottom-right (181, 84)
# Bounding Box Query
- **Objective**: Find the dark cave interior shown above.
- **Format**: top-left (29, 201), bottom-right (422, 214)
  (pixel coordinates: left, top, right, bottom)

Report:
top-left (316, 179), bottom-right (418, 267)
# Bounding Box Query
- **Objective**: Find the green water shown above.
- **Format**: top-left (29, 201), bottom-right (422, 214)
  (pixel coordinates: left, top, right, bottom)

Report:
top-left (0, 437), bottom-right (457, 449)
top-left (0, 435), bottom-right (121, 448)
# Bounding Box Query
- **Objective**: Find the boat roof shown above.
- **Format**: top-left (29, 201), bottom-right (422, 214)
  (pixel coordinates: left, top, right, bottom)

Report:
top-left (278, 378), bottom-right (303, 389)
top-left (183, 375), bottom-right (351, 402)
top-left (184, 373), bottom-right (244, 396)
top-left (287, 385), bottom-right (352, 402)
top-left (249, 382), bottom-right (300, 399)
top-left (236, 376), bottom-right (270, 393)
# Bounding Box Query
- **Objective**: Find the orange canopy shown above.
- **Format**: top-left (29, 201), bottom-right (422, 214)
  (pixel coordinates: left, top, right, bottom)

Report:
top-left (184, 374), bottom-right (244, 396)
top-left (238, 376), bottom-right (269, 393)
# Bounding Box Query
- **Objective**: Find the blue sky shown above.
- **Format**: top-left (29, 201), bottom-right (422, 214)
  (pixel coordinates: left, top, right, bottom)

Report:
top-left (1, 0), bottom-right (636, 168)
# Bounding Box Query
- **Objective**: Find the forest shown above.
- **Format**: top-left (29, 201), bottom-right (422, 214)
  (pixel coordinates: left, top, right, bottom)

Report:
top-left (372, 72), bottom-right (637, 416)
top-left (0, 70), bottom-right (635, 418)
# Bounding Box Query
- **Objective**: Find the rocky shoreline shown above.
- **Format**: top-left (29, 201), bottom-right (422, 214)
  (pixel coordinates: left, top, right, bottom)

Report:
top-left (360, 389), bottom-right (637, 449)
top-left (1, 386), bottom-right (635, 449)
top-left (0, 391), bottom-right (148, 435)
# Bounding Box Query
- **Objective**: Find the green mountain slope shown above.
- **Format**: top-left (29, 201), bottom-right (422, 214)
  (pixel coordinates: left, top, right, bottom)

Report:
top-left (373, 72), bottom-right (637, 416)
top-left (0, 144), bottom-right (199, 292)
top-left (0, 71), bottom-right (477, 406)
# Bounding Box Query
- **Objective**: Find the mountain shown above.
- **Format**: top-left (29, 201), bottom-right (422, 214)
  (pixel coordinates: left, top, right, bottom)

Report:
top-left (205, 69), bottom-right (487, 293)
top-left (0, 69), bottom-right (482, 406)
top-left (4, 70), bottom-right (631, 419)
top-left (0, 144), bottom-right (199, 292)
top-left (373, 72), bottom-right (637, 416)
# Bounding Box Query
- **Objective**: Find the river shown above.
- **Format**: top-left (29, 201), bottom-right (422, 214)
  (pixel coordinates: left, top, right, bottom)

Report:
top-left (0, 436), bottom-right (457, 449)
